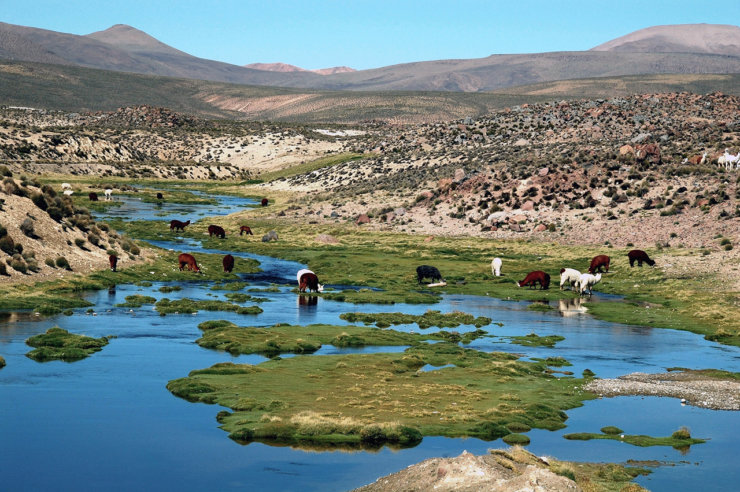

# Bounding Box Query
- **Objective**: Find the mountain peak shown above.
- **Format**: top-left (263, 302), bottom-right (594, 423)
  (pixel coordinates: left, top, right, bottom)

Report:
top-left (85, 24), bottom-right (186, 55)
top-left (591, 24), bottom-right (740, 56)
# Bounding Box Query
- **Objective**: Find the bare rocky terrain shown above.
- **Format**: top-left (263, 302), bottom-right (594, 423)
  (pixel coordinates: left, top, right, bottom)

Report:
top-left (354, 449), bottom-right (582, 492)
top-left (0, 175), bottom-right (148, 284)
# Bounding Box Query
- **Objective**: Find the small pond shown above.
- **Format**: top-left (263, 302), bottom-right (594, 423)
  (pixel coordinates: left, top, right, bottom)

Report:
top-left (1, 195), bottom-right (738, 491)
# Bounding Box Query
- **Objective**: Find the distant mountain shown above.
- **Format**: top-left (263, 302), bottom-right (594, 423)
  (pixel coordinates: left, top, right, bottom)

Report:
top-left (245, 62), bottom-right (356, 75)
top-left (245, 62), bottom-right (308, 73)
top-left (1, 22), bottom-right (739, 93)
top-left (591, 24), bottom-right (740, 56)
top-left (312, 66), bottom-right (356, 75)
top-left (0, 22), bottom-right (321, 86)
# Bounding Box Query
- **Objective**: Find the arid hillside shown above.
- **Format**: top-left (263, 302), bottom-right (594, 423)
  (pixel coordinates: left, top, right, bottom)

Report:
top-left (264, 92), bottom-right (739, 270)
top-left (0, 171), bottom-right (146, 283)
top-left (0, 105), bottom-right (348, 178)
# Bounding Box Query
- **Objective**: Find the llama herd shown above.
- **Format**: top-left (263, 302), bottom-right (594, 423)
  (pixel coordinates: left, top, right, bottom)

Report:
top-left (685, 149), bottom-right (740, 170)
top-left (488, 249), bottom-right (656, 297)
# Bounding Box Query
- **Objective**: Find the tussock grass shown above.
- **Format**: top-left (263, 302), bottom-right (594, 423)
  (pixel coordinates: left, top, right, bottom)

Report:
top-left (167, 343), bottom-right (590, 447)
top-left (25, 327), bottom-right (108, 362)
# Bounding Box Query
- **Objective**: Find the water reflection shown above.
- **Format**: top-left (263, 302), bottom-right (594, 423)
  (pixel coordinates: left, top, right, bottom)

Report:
top-left (298, 295), bottom-right (318, 308)
top-left (557, 298), bottom-right (587, 317)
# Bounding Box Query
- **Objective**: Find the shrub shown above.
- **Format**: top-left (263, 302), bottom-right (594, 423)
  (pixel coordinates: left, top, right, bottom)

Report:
top-left (74, 238), bottom-right (86, 248)
top-left (0, 165), bottom-right (12, 177)
top-left (0, 263), bottom-right (7, 275)
top-left (0, 223), bottom-right (6, 238)
top-left (0, 235), bottom-right (15, 255)
top-left (724, 244), bottom-right (733, 251)
top-left (55, 256), bottom-right (71, 270)
top-left (45, 258), bottom-right (56, 268)
top-left (87, 233), bottom-right (100, 247)
top-left (129, 244), bottom-right (140, 255)
top-left (47, 206), bottom-right (63, 222)
top-left (672, 427), bottom-right (691, 439)
top-left (10, 257), bottom-right (27, 273)
top-left (19, 218), bottom-right (35, 238)
top-left (31, 193), bottom-right (48, 211)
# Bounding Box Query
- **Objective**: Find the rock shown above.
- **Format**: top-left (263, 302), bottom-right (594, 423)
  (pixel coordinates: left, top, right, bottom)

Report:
top-left (521, 200), bottom-right (535, 211)
top-left (619, 144), bottom-right (635, 156)
top-left (424, 235), bottom-right (434, 242)
top-left (330, 211), bottom-right (339, 218)
top-left (454, 168), bottom-right (465, 182)
top-left (394, 207), bottom-right (406, 216)
top-left (631, 133), bottom-right (651, 144)
top-left (514, 138), bottom-right (529, 146)
top-left (261, 230), bottom-right (278, 242)
top-left (534, 224), bottom-right (547, 232)
top-left (538, 167), bottom-right (549, 176)
top-left (315, 234), bottom-right (339, 244)
top-left (510, 224), bottom-right (524, 232)
top-left (487, 211), bottom-right (507, 223)
top-left (355, 214), bottom-right (370, 225)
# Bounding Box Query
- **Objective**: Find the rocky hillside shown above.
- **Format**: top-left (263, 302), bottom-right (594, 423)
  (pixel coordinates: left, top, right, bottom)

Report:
top-left (0, 169), bottom-right (142, 283)
top-left (0, 105), bottom-right (348, 178)
top-left (267, 91), bottom-right (739, 250)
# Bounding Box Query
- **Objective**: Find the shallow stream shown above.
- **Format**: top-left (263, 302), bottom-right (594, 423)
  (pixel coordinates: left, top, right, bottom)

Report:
top-left (1, 194), bottom-right (738, 491)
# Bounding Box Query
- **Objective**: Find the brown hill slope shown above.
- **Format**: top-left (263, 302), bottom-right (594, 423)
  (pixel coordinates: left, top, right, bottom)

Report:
top-left (591, 24), bottom-right (740, 56)
top-left (0, 22), bottom-right (320, 87)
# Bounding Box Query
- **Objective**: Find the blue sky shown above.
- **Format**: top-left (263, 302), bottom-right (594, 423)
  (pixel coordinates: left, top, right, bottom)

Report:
top-left (4, 1), bottom-right (739, 70)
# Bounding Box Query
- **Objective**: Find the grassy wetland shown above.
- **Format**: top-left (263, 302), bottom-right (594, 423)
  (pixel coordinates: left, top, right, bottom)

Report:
top-left (110, 213), bottom-right (740, 347)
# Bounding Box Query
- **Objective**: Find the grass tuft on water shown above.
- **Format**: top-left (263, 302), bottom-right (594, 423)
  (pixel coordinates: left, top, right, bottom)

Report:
top-left (25, 327), bottom-right (109, 362)
top-left (563, 427), bottom-right (705, 448)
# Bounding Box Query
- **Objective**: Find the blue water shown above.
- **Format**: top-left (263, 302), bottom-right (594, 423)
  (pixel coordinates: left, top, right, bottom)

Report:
top-left (1, 197), bottom-right (738, 491)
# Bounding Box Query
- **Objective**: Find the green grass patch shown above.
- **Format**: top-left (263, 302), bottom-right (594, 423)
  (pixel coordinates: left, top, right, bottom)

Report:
top-left (509, 333), bottom-right (565, 348)
top-left (155, 298), bottom-right (263, 315)
top-left (339, 310), bottom-right (491, 329)
top-left (26, 327), bottom-right (109, 362)
top-left (257, 153), bottom-right (365, 182)
top-left (194, 320), bottom-right (469, 356)
top-left (167, 343), bottom-right (593, 448)
top-left (502, 433), bottom-right (530, 445)
top-left (224, 293), bottom-right (269, 303)
top-left (564, 427), bottom-right (705, 449)
top-left (158, 285), bottom-right (182, 293)
top-left (116, 295), bottom-right (156, 308)
top-left (211, 282), bottom-right (249, 291)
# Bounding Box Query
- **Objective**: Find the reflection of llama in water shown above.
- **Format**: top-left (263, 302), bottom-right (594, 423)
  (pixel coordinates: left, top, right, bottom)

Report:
top-left (557, 298), bottom-right (587, 317)
top-left (298, 295), bottom-right (318, 307)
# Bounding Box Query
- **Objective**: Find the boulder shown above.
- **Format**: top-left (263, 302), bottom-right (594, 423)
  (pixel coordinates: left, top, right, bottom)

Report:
top-left (514, 138), bottom-right (529, 147)
top-left (619, 144), bottom-right (635, 156)
top-left (454, 168), bottom-right (465, 182)
top-left (534, 224), bottom-right (548, 232)
top-left (355, 214), bottom-right (370, 225)
top-left (521, 200), bottom-right (535, 211)
top-left (538, 167), bottom-right (549, 176)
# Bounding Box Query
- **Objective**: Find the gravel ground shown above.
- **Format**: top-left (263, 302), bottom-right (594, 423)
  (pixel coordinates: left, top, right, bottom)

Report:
top-left (585, 371), bottom-right (740, 410)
